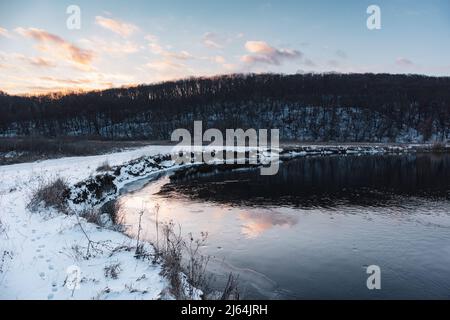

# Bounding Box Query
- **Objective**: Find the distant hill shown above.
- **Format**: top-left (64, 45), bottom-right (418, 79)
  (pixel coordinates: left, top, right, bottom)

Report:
top-left (1, 73), bottom-right (449, 142)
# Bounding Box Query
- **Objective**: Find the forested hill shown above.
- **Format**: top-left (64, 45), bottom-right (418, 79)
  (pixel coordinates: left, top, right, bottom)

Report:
top-left (1, 73), bottom-right (450, 142)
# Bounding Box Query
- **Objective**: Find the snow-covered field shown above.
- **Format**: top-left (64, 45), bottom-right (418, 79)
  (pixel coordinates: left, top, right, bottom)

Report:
top-left (0, 146), bottom-right (176, 300)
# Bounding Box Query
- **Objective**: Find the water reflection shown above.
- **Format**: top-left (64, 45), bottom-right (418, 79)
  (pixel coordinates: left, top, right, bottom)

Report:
top-left (158, 154), bottom-right (450, 208)
top-left (118, 177), bottom-right (299, 241)
top-left (118, 153), bottom-right (450, 299)
top-left (239, 210), bottom-right (299, 239)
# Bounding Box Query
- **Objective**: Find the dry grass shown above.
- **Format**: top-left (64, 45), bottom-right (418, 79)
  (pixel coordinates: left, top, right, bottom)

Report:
top-left (96, 161), bottom-right (112, 172)
top-left (0, 214), bottom-right (12, 275)
top-left (220, 273), bottom-right (240, 300)
top-left (79, 200), bottom-right (123, 229)
top-left (0, 137), bottom-right (159, 165)
top-left (28, 177), bottom-right (69, 213)
top-left (104, 263), bottom-right (122, 279)
top-left (0, 218), bottom-right (5, 236)
top-left (0, 250), bottom-right (13, 275)
top-left (153, 220), bottom-right (238, 300)
top-left (79, 208), bottom-right (101, 225)
top-left (184, 231), bottom-right (213, 297)
top-left (156, 221), bottom-right (185, 298)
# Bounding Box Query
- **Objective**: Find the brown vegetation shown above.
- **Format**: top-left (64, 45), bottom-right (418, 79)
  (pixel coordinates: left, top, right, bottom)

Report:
top-left (28, 177), bottom-right (69, 213)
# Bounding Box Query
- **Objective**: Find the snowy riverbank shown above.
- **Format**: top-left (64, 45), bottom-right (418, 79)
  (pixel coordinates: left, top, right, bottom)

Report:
top-left (0, 143), bottom-right (447, 299)
top-left (0, 146), bottom-right (177, 300)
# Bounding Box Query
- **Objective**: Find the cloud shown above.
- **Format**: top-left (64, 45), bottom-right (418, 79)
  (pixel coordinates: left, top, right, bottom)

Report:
top-left (80, 38), bottom-right (140, 56)
top-left (144, 34), bottom-right (159, 43)
top-left (245, 41), bottom-right (274, 54)
top-left (146, 36), bottom-right (194, 61)
top-left (202, 32), bottom-right (223, 49)
top-left (37, 76), bottom-right (115, 91)
top-left (21, 56), bottom-right (56, 68)
top-left (241, 41), bottom-right (302, 65)
top-left (103, 41), bottom-right (140, 55)
top-left (25, 71), bottom-right (134, 94)
top-left (16, 27), bottom-right (59, 42)
top-left (166, 51), bottom-right (194, 60)
top-left (0, 52), bottom-right (56, 68)
top-left (142, 57), bottom-right (196, 84)
top-left (95, 16), bottom-right (139, 37)
top-left (202, 55), bottom-right (236, 71)
top-left (149, 45), bottom-right (193, 60)
top-left (0, 27), bottom-right (11, 38)
top-left (15, 27), bottom-right (94, 67)
top-left (148, 42), bottom-right (164, 55)
top-left (0, 53), bottom-right (136, 94)
top-left (39, 76), bottom-right (94, 85)
top-left (143, 35), bottom-right (198, 81)
top-left (145, 59), bottom-right (186, 72)
top-left (396, 57), bottom-right (414, 67)
top-left (141, 34), bottom-right (200, 83)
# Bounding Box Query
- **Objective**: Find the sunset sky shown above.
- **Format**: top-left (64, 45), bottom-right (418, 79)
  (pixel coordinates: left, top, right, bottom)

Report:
top-left (1, 0), bottom-right (449, 95)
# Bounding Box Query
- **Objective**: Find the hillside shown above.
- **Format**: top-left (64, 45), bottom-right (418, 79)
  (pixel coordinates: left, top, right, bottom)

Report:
top-left (1, 73), bottom-right (450, 142)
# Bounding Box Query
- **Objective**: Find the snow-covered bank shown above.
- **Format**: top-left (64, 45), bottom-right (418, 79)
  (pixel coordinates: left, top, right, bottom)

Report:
top-left (0, 143), bottom-right (447, 300)
top-left (279, 143), bottom-right (449, 159)
top-left (0, 146), bottom-right (176, 300)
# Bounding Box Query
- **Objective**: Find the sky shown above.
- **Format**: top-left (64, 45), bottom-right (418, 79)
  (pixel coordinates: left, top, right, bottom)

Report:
top-left (0, 0), bottom-right (449, 95)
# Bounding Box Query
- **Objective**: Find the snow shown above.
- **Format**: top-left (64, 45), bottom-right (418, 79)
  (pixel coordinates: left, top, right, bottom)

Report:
top-left (0, 145), bottom-right (176, 300)
top-left (0, 143), bottom-right (443, 299)
top-left (0, 144), bottom-right (275, 300)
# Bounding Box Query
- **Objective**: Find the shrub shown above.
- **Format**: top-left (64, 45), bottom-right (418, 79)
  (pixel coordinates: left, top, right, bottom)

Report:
top-left (28, 177), bottom-right (69, 213)
top-left (157, 221), bottom-right (185, 298)
top-left (79, 208), bottom-right (101, 225)
top-left (220, 273), bottom-right (240, 300)
top-left (154, 220), bottom-right (237, 300)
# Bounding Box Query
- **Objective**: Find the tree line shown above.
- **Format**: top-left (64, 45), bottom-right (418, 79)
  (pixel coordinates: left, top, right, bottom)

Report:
top-left (0, 73), bottom-right (449, 142)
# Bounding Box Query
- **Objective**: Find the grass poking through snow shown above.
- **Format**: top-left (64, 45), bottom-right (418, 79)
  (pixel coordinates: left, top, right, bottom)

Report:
top-left (28, 177), bottom-right (69, 213)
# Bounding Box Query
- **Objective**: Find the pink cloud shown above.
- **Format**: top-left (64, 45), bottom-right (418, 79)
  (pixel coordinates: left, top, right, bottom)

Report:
top-left (241, 41), bottom-right (302, 65)
top-left (15, 27), bottom-right (94, 66)
top-left (95, 16), bottom-right (139, 37)
top-left (80, 38), bottom-right (140, 56)
top-left (145, 59), bottom-right (186, 71)
top-left (20, 56), bottom-right (56, 68)
top-left (0, 27), bottom-right (11, 38)
top-left (245, 41), bottom-right (274, 54)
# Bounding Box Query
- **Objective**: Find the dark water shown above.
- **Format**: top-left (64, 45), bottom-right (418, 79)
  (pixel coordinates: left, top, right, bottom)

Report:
top-left (119, 154), bottom-right (450, 299)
